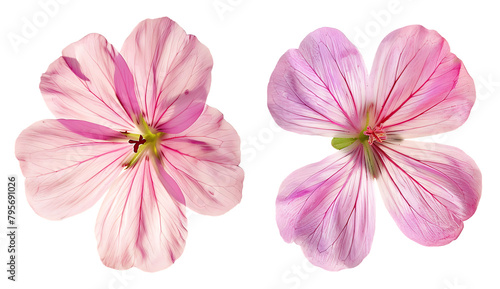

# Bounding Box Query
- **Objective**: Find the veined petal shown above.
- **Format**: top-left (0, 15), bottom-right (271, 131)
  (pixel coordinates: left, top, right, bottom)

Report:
top-left (96, 156), bottom-right (187, 272)
top-left (154, 157), bottom-right (185, 206)
top-left (15, 119), bottom-right (130, 220)
top-left (373, 140), bottom-right (481, 246)
top-left (121, 17), bottom-right (212, 134)
top-left (268, 28), bottom-right (368, 137)
top-left (40, 33), bottom-right (141, 131)
top-left (369, 25), bottom-right (475, 138)
top-left (277, 145), bottom-right (375, 271)
top-left (160, 106), bottom-right (243, 216)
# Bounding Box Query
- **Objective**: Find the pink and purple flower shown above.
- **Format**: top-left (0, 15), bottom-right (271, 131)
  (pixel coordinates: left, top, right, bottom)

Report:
top-left (268, 25), bottom-right (481, 271)
top-left (16, 17), bottom-right (244, 272)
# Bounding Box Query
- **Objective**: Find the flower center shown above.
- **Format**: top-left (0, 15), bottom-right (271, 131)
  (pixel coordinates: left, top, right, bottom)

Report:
top-left (122, 117), bottom-right (164, 168)
top-left (363, 124), bottom-right (386, 145)
top-left (331, 124), bottom-right (387, 150)
top-left (129, 135), bottom-right (146, 153)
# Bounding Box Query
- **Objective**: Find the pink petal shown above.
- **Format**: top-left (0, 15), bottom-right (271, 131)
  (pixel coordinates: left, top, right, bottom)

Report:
top-left (57, 119), bottom-right (126, 140)
top-left (369, 25), bottom-right (475, 138)
top-left (373, 140), bottom-right (481, 246)
top-left (15, 119), bottom-right (130, 220)
top-left (154, 157), bottom-right (185, 206)
top-left (40, 34), bottom-right (141, 131)
top-left (268, 28), bottom-right (368, 137)
top-left (113, 53), bottom-right (143, 123)
top-left (160, 105), bottom-right (243, 216)
top-left (121, 17), bottom-right (212, 134)
top-left (96, 156), bottom-right (187, 272)
top-left (277, 145), bottom-right (375, 271)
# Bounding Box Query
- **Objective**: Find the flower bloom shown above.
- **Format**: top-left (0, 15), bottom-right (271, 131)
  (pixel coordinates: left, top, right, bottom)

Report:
top-left (16, 17), bottom-right (244, 272)
top-left (268, 25), bottom-right (481, 270)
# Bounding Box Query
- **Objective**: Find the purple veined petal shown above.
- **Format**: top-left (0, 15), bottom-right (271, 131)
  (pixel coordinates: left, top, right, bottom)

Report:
top-left (373, 140), bottom-right (481, 246)
top-left (57, 119), bottom-right (126, 140)
top-left (15, 119), bottom-right (130, 220)
top-left (40, 33), bottom-right (141, 131)
top-left (114, 53), bottom-right (142, 124)
top-left (95, 155), bottom-right (187, 272)
top-left (120, 17), bottom-right (212, 134)
top-left (153, 157), bottom-right (185, 206)
top-left (277, 145), bottom-right (375, 271)
top-left (268, 28), bottom-right (368, 137)
top-left (369, 25), bottom-right (475, 138)
top-left (160, 105), bottom-right (244, 216)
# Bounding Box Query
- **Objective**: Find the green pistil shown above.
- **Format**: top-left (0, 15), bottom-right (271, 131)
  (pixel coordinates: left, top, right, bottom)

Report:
top-left (362, 141), bottom-right (378, 178)
top-left (331, 129), bottom-right (378, 178)
top-left (122, 117), bottom-right (164, 168)
top-left (330, 113), bottom-right (381, 178)
top-left (331, 129), bottom-right (369, 150)
top-left (331, 137), bottom-right (356, 150)
top-left (140, 116), bottom-right (154, 136)
top-left (358, 129), bottom-right (369, 143)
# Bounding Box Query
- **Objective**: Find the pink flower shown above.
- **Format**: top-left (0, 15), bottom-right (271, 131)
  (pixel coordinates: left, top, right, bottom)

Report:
top-left (268, 25), bottom-right (481, 271)
top-left (16, 17), bottom-right (244, 272)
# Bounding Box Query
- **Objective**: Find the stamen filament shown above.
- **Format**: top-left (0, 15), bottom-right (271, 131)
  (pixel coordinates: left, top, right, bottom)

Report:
top-left (363, 124), bottom-right (386, 145)
top-left (123, 117), bottom-right (165, 169)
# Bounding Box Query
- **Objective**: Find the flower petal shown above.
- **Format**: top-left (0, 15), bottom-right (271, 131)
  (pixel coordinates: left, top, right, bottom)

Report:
top-left (369, 25), bottom-right (475, 138)
top-left (373, 140), bottom-right (481, 246)
top-left (15, 119), bottom-right (130, 220)
top-left (268, 28), bottom-right (368, 137)
top-left (121, 17), bottom-right (212, 134)
top-left (159, 105), bottom-right (243, 216)
top-left (154, 157), bottom-right (185, 206)
top-left (277, 145), bottom-right (375, 271)
top-left (40, 33), bottom-right (141, 131)
top-left (96, 156), bottom-right (187, 272)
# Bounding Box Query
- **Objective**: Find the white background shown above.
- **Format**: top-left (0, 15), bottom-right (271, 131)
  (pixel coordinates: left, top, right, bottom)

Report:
top-left (1, 0), bottom-right (499, 288)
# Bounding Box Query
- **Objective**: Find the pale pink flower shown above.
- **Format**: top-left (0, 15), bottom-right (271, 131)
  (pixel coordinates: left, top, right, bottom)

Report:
top-left (268, 25), bottom-right (481, 271)
top-left (16, 17), bottom-right (244, 272)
